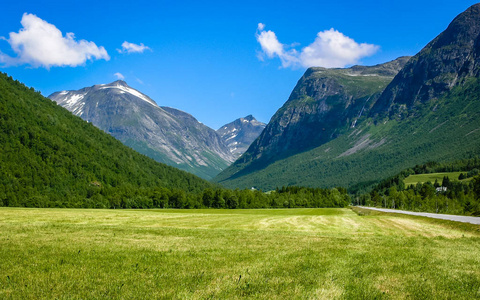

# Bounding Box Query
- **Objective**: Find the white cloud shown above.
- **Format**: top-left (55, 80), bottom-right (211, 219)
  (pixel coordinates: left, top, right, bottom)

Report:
top-left (256, 24), bottom-right (379, 69)
top-left (118, 41), bottom-right (151, 54)
top-left (0, 13), bottom-right (109, 68)
top-left (114, 72), bottom-right (125, 80)
top-left (299, 29), bottom-right (379, 68)
top-left (255, 28), bottom-right (299, 68)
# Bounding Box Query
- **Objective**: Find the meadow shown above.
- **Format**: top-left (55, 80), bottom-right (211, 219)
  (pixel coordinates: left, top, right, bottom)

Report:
top-left (404, 172), bottom-right (472, 186)
top-left (1, 207), bottom-right (479, 299)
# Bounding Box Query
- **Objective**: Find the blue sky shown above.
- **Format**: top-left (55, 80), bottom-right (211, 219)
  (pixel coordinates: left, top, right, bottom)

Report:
top-left (0, 0), bottom-right (478, 129)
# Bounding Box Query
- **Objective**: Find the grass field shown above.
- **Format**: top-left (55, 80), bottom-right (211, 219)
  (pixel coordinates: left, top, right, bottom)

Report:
top-left (404, 172), bottom-right (473, 186)
top-left (1, 207), bottom-right (480, 299)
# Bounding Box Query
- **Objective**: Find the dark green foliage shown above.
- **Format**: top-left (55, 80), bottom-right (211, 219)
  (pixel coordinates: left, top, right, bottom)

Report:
top-left (0, 73), bottom-right (349, 210)
top-left (357, 159), bottom-right (480, 216)
top-left (0, 72), bottom-right (212, 208)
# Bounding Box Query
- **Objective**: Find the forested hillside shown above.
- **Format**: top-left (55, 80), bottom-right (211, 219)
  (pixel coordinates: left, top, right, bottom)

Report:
top-left (0, 72), bottom-right (212, 207)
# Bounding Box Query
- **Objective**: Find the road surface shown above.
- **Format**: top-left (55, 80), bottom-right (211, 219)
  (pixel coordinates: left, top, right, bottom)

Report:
top-left (356, 206), bottom-right (480, 225)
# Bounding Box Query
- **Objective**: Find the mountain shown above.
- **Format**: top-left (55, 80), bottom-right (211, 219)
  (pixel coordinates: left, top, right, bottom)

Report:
top-left (215, 57), bottom-right (409, 186)
top-left (0, 72), bottom-right (212, 207)
top-left (217, 115), bottom-right (266, 158)
top-left (49, 81), bottom-right (235, 179)
top-left (232, 57), bottom-right (410, 169)
top-left (371, 3), bottom-right (480, 118)
top-left (214, 4), bottom-right (480, 191)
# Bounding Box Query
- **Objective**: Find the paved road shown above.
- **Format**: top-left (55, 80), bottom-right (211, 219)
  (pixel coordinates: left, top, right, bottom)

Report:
top-left (356, 206), bottom-right (480, 225)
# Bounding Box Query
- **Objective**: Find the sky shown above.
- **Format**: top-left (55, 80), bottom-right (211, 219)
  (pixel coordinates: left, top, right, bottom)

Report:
top-left (0, 0), bottom-right (478, 129)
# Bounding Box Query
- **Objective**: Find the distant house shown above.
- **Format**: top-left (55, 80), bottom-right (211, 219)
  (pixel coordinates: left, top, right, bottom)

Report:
top-left (436, 187), bottom-right (447, 192)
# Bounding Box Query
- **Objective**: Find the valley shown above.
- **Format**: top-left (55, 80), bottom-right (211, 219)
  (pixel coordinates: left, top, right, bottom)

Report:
top-left (0, 0), bottom-right (480, 299)
top-left (2, 2), bottom-right (480, 299)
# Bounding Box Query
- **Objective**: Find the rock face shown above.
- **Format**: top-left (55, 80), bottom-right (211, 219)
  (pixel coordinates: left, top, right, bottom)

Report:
top-left (217, 115), bottom-right (266, 158)
top-left (234, 57), bottom-right (410, 168)
top-left (49, 81), bottom-right (235, 179)
top-left (371, 3), bottom-right (480, 117)
top-left (214, 4), bottom-right (480, 190)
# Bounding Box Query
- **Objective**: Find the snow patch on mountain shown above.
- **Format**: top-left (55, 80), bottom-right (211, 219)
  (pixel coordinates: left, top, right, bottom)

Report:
top-left (99, 83), bottom-right (157, 107)
top-left (217, 115), bottom-right (266, 158)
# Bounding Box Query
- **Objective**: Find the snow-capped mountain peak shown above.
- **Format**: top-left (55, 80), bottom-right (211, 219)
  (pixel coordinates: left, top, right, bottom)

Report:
top-left (217, 115), bottom-right (266, 158)
top-left (97, 81), bottom-right (158, 107)
top-left (48, 81), bottom-right (235, 179)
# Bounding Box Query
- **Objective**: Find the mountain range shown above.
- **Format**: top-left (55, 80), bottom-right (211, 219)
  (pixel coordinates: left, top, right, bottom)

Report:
top-left (49, 81), bottom-right (264, 179)
top-left (4, 3), bottom-right (480, 196)
top-left (214, 3), bottom-right (480, 191)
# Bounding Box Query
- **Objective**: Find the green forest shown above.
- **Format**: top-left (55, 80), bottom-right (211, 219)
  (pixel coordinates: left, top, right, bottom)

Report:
top-left (355, 159), bottom-right (480, 216)
top-left (1, 72), bottom-right (479, 213)
top-left (0, 72), bottom-right (350, 209)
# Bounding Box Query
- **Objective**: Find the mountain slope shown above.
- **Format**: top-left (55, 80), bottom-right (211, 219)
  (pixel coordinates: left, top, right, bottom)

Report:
top-left (217, 115), bottom-right (266, 158)
top-left (49, 81), bottom-right (234, 179)
top-left (215, 57), bottom-right (409, 185)
top-left (215, 4), bottom-right (480, 190)
top-left (371, 3), bottom-right (480, 118)
top-left (0, 72), bottom-right (212, 207)
top-left (216, 79), bottom-right (480, 190)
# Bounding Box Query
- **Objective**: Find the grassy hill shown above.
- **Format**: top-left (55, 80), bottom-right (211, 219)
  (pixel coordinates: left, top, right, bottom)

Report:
top-left (0, 73), bottom-right (213, 207)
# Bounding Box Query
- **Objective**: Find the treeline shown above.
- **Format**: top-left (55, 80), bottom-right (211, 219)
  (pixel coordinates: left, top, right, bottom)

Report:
top-left (411, 159), bottom-right (480, 175)
top-left (355, 159), bottom-right (480, 216)
top-left (0, 184), bottom-right (351, 209)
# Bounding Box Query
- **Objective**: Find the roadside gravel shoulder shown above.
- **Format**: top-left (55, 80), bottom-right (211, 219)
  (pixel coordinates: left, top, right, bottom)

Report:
top-left (356, 206), bottom-right (480, 225)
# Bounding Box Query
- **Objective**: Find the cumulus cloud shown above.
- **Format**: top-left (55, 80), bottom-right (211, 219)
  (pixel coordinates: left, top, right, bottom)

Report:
top-left (255, 25), bottom-right (299, 68)
top-left (0, 13), bottom-right (109, 68)
top-left (114, 72), bottom-right (125, 80)
top-left (256, 24), bottom-right (379, 69)
top-left (118, 41), bottom-right (151, 54)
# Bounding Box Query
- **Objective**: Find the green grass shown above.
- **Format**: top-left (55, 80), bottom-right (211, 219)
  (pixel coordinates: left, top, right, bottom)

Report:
top-left (1, 207), bottom-right (480, 299)
top-left (404, 172), bottom-right (473, 186)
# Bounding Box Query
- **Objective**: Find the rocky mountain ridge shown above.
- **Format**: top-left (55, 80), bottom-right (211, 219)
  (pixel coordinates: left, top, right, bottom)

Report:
top-left (217, 115), bottom-right (266, 159)
top-left (371, 3), bottom-right (480, 118)
top-left (215, 3), bottom-right (480, 190)
top-left (49, 81), bottom-right (235, 179)
top-left (229, 56), bottom-right (410, 173)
